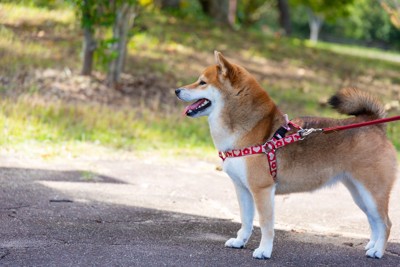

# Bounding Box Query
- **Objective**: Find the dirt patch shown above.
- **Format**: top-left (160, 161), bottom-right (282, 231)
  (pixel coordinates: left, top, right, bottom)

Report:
top-left (1, 68), bottom-right (178, 110)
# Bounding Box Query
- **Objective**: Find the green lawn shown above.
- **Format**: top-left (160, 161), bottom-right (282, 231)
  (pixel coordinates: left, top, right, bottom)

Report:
top-left (0, 97), bottom-right (214, 158)
top-left (0, 3), bottom-right (399, 158)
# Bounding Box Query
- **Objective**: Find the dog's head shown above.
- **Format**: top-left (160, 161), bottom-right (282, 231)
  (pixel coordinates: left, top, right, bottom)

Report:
top-left (175, 51), bottom-right (250, 118)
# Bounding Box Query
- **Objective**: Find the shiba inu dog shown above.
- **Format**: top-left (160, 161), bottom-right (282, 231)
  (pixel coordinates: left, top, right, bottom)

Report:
top-left (175, 51), bottom-right (398, 259)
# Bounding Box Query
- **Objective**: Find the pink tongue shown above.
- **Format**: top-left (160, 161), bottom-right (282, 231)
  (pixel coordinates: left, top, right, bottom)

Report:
top-left (183, 99), bottom-right (206, 115)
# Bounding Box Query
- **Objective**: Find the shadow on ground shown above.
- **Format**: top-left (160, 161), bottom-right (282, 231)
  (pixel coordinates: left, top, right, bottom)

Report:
top-left (1, 167), bottom-right (399, 266)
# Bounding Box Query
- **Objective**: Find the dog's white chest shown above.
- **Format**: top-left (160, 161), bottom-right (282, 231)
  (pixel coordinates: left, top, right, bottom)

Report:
top-left (223, 157), bottom-right (249, 188)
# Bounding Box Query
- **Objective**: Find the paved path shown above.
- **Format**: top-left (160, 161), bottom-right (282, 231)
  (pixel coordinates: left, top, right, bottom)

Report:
top-left (0, 154), bottom-right (399, 266)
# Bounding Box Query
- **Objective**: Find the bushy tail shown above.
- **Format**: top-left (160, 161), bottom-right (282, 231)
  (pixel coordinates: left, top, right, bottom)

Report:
top-left (328, 87), bottom-right (386, 120)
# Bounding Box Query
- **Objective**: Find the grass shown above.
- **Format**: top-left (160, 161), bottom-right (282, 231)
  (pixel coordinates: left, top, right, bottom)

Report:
top-left (0, 3), bottom-right (73, 26)
top-left (0, 3), bottom-right (399, 157)
top-left (310, 40), bottom-right (400, 64)
top-left (0, 4), bottom-right (79, 76)
top-left (0, 97), bottom-right (214, 158)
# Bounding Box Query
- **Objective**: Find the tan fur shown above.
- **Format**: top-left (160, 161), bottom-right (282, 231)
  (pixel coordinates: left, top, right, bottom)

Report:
top-left (176, 51), bottom-right (398, 259)
top-left (330, 87), bottom-right (386, 120)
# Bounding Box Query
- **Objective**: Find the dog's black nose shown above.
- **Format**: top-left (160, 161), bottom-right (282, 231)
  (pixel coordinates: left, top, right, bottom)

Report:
top-left (175, 89), bottom-right (181, 96)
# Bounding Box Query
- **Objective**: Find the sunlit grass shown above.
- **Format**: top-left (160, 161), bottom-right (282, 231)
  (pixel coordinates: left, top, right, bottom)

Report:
top-left (0, 26), bottom-right (55, 71)
top-left (0, 3), bottom-right (74, 26)
top-left (0, 3), bottom-right (79, 75)
top-left (308, 40), bottom-right (400, 64)
top-left (0, 97), bottom-right (215, 157)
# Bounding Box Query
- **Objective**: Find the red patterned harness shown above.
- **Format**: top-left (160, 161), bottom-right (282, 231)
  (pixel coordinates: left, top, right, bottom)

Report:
top-left (218, 121), bottom-right (305, 182)
top-left (218, 114), bottom-right (400, 182)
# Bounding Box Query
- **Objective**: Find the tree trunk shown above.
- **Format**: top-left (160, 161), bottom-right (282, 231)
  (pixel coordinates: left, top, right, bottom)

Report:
top-left (81, 27), bottom-right (96, 76)
top-left (228, 0), bottom-right (237, 26)
top-left (199, 0), bottom-right (236, 27)
top-left (107, 3), bottom-right (137, 87)
top-left (277, 0), bottom-right (291, 36)
top-left (307, 9), bottom-right (323, 43)
top-left (199, 0), bottom-right (211, 14)
top-left (80, 0), bottom-right (96, 76)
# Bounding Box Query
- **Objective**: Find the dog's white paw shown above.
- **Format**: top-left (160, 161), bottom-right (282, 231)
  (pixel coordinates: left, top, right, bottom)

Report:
top-left (366, 247), bottom-right (384, 259)
top-left (252, 247), bottom-right (272, 259)
top-left (225, 238), bottom-right (246, 249)
top-left (365, 240), bottom-right (376, 250)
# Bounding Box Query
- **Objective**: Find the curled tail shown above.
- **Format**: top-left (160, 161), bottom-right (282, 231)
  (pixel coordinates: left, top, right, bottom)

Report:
top-left (328, 87), bottom-right (386, 120)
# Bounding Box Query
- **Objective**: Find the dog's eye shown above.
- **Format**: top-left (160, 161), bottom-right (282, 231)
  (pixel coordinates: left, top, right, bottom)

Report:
top-left (199, 80), bottom-right (206, 85)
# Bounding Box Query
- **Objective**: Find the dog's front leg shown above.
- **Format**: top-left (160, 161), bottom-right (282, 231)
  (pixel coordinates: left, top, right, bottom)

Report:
top-left (225, 183), bottom-right (254, 248)
top-left (251, 184), bottom-right (276, 259)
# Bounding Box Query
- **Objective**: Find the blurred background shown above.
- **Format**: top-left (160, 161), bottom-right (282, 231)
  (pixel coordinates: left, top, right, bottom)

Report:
top-left (0, 0), bottom-right (399, 159)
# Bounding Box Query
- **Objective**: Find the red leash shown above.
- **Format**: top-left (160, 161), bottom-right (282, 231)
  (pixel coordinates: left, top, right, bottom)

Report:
top-left (323, 115), bottom-right (400, 133)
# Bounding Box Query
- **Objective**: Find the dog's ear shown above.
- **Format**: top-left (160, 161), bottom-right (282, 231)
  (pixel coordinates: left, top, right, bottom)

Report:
top-left (214, 51), bottom-right (234, 79)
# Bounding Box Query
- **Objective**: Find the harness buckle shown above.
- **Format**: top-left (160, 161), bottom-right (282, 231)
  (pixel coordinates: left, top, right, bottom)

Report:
top-left (262, 140), bottom-right (275, 154)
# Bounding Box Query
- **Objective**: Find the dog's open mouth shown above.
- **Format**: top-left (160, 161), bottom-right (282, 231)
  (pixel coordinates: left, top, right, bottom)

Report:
top-left (183, 98), bottom-right (212, 116)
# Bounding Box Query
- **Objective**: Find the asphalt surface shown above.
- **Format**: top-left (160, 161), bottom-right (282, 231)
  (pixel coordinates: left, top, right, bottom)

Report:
top-left (1, 153), bottom-right (399, 266)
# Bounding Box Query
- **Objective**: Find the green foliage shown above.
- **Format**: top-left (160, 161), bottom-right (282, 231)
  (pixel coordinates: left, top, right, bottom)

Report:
top-left (153, 0), bottom-right (209, 20)
top-left (333, 0), bottom-right (400, 44)
top-left (95, 38), bottom-right (120, 71)
top-left (65, 0), bottom-right (140, 74)
top-left (0, 0), bottom-right (66, 9)
top-left (237, 0), bottom-right (273, 26)
top-left (291, 0), bottom-right (355, 20)
top-left (67, 0), bottom-right (137, 28)
top-left (290, 0), bottom-right (400, 48)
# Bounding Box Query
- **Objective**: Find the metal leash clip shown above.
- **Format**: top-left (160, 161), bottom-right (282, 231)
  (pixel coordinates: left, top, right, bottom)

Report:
top-left (298, 128), bottom-right (323, 140)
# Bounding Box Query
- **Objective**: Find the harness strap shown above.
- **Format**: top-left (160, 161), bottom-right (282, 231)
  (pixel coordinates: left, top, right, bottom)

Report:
top-left (263, 131), bottom-right (303, 180)
top-left (219, 120), bottom-right (303, 181)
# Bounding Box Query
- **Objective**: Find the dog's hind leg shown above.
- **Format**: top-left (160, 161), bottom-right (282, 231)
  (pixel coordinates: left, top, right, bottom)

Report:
top-left (225, 183), bottom-right (255, 248)
top-left (342, 175), bottom-right (392, 259)
top-left (342, 178), bottom-right (378, 248)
